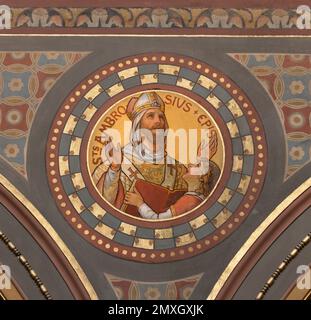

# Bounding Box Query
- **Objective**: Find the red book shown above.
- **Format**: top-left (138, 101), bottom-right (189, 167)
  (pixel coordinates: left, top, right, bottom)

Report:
top-left (124, 179), bottom-right (186, 217)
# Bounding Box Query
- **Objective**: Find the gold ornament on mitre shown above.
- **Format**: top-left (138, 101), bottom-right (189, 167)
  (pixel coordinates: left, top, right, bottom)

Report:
top-left (126, 92), bottom-right (165, 121)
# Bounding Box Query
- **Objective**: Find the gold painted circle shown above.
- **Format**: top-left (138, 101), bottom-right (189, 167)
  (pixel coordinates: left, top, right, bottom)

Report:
top-left (87, 89), bottom-right (225, 221)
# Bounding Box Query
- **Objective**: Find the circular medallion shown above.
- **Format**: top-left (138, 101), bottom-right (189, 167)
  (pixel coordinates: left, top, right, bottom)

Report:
top-left (86, 89), bottom-right (225, 221)
top-left (47, 53), bottom-right (267, 262)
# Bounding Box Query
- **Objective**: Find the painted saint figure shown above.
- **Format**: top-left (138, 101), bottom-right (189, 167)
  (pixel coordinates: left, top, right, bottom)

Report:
top-left (93, 92), bottom-right (220, 219)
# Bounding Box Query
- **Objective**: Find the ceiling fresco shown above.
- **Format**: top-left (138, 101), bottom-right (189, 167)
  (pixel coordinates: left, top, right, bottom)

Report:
top-left (0, 1), bottom-right (310, 301)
